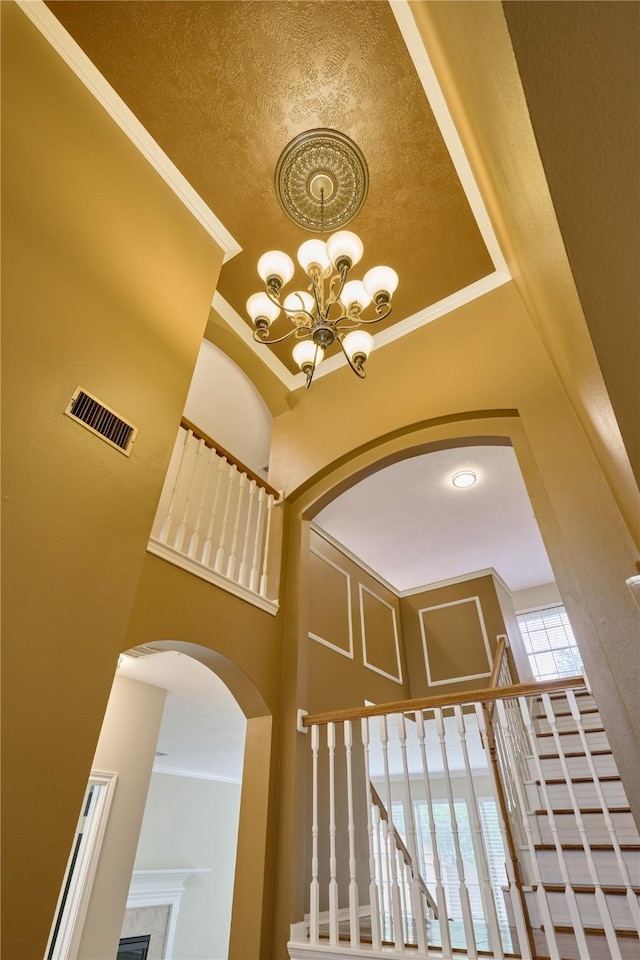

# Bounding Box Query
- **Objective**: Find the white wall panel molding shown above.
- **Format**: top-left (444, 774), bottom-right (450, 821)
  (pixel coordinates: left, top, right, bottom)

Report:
top-left (308, 548), bottom-right (354, 660)
top-left (359, 584), bottom-right (403, 685)
top-left (419, 595), bottom-right (493, 687)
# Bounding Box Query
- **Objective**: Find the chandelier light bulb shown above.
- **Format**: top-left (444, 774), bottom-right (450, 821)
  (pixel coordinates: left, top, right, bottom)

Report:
top-left (363, 265), bottom-right (399, 304)
top-left (246, 292), bottom-right (281, 327)
top-left (283, 291), bottom-right (315, 315)
top-left (343, 329), bottom-right (374, 363)
top-left (293, 339), bottom-right (323, 372)
top-left (326, 230), bottom-right (363, 270)
top-left (257, 250), bottom-right (294, 289)
top-left (340, 280), bottom-right (372, 312)
top-left (297, 239), bottom-right (331, 277)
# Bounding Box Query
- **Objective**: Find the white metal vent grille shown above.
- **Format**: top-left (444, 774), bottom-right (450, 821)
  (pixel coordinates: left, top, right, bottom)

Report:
top-left (64, 387), bottom-right (137, 456)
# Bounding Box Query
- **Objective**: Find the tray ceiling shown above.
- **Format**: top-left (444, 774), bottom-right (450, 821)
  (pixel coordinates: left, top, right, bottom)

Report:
top-left (46, 0), bottom-right (497, 376)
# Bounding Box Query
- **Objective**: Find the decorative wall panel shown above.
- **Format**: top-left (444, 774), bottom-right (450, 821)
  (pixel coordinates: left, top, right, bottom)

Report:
top-left (419, 595), bottom-right (492, 686)
top-left (308, 548), bottom-right (353, 658)
top-left (359, 584), bottom-right (402, 684)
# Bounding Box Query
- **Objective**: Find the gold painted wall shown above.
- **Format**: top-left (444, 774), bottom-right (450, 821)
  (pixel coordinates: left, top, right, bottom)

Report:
top-left (307, 529), bottom-right (409, 713)
top-left (0, 6), bottom-right (223, 957)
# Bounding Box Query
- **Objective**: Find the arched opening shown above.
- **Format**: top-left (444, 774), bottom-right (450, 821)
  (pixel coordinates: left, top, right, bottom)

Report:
top-left (46, 642), bottom-right (272, 960)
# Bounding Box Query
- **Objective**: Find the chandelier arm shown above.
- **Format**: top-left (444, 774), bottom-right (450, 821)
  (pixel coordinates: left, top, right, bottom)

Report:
top-left (326, 265), bottom-right (349, 312)
top-left (304, 342), bottom-right (324, 390)
top-left (252, 325), bottom-right (311, 347)
top-left (347, 302), bottom-right (392, 325)
top-left (336, 333), bottom-right (367, 379)
top-left (310, 271), bottom-right (325, 316)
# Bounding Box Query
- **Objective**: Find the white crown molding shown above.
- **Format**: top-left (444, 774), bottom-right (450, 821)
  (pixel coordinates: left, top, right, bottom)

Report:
top-left (389, 0), bottom-right (509, 276)
top-left (399, 566), bottom-right (511, 598)
top-left (147, 538), bottom-right (279, 616)
top-left (212, 292), bottom-right (302, 389)
top-left (310, 524), bottom-right (400, 596)
top-left (218, 270), bottom-right (510, 390)
top-left (152, 765), bottom-right (242, 784)
top-left (311, 529), bottom-right (513, 601)
top-left (16, 0), bottom-right (241, 263)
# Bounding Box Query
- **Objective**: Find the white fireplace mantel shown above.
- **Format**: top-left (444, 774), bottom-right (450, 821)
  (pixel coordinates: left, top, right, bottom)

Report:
top-left (126, 868), bottom-right (211, 959)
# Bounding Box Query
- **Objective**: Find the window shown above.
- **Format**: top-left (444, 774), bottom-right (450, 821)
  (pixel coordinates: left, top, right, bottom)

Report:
top-left (516, 604), bottom-right (583, 681)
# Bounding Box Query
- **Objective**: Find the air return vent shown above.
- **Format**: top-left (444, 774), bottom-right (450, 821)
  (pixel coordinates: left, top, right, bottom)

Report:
top-left (64, 387), bottom-right (137, 456)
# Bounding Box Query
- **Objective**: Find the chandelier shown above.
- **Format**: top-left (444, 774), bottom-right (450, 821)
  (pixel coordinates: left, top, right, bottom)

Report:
top-left (246, 129), bottom-right (398, 387)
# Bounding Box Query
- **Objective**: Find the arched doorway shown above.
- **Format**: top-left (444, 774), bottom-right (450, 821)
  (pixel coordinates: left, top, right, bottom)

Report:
top-left (46, 643), bottom-right (272, 960)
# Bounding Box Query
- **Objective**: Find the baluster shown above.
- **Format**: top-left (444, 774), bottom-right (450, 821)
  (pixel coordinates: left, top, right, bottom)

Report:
top-left (380, 808), bottom-right (394, 942)
top-left (380, 715), bottom-right (404, 951)
top-left (566, 689), bottom-right (640, 934)
top-left (475, 704), bottom-right (533, 960)
top-left (520, 695), bottom-right (591, 959)
top-left (159, 428), bottom-right (192, 544)
top-left (226, 472), bottom-right (248, 581)
top-left (214, 462), bottom-right (237, 573)
top-left (259, 493), bottom-right (275, 598)
top-left (343, 720), bottom-right (360, 945)
top-left (455, 704), bottom-right (504, 958)
top-left (541, 692), bottom-right (621, 955)
top-left (201, 456), bottom-right (227, 567)
top-left (188, 445), bottom-right (216, 559)
top-left (415, 709), bottom-right (450, 957)
top-left (361, 717), bottom-right (382, 951)
top-left (327, 722), bottom-right (339, 945)
top-left (434, 707), bottom-right (478, 959)
top-left (397, 848), bottom-right (409, 944)
top-left (248, 487), bottom-right (266, 593)
top-left (237, 479), bottom-right (257, 586)
top-left (174, 436), bottom-right (203, 552)
top-left (397, 713), bottom-right (427, 954)
top-left (373, 802), bottom-right (389, 942)
top-left (310, 725), bottom-right (320, 944)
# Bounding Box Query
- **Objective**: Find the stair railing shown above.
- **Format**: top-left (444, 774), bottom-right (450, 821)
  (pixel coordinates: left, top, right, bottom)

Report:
top-left (297, 670), bottom-right (591, 958)
top-left (369, 780), bottom-right (438, 946)
top-left (148, 418), bottom-right (283, 612)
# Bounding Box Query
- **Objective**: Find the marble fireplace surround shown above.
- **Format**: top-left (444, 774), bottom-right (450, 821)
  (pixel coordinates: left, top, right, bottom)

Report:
top-left (123, 869), bottom-right (211, 960)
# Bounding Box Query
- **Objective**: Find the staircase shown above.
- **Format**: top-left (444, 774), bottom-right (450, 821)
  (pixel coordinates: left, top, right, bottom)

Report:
top-left (289, 661), bottom-right (640, 960)
top-left (508, 687), bottom-right (640, 960)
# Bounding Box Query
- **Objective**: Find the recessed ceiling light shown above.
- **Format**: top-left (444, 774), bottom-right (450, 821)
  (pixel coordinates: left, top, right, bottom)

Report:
top-left (451, 470), bottom-right (477, 488)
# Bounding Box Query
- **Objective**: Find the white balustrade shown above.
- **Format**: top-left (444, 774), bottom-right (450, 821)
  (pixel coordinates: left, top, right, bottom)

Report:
top-left (149, 423), bottom-right (282, 612)
top-left (295, 672), bottom-right (637, 960)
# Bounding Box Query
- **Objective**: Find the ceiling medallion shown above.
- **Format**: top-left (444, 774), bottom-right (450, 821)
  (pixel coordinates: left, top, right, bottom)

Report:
top-left (275, 128), bottom-right (369, 233)
top-left (247, 129), bottom-right (398, 388)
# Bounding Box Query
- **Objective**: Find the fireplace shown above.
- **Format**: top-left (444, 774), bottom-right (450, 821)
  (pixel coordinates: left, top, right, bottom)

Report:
top-left (117, 935), bottom-right (150, 960)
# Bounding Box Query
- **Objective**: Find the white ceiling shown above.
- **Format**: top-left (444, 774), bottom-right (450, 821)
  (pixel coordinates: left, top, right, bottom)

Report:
top-left (314, 444), bottom-right (555, 593)
top-left (117, 650), bottom-right (246, 782)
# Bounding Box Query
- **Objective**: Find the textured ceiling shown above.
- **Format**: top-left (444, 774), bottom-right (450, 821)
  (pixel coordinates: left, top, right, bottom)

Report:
top-left (47, 0), bottom-right (493, 372)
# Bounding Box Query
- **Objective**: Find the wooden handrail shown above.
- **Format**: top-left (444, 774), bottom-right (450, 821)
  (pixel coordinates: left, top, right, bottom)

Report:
top-left (370, 784), bottom-right (438, 918)
top-left (180, 417), bottom-right (281, 498)
top-left (301, 675), bottom-right (586, 727)
top-left (486, 636), bottom-right (508, 723)
top-left (489, 636), bottom-right (507, 689)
